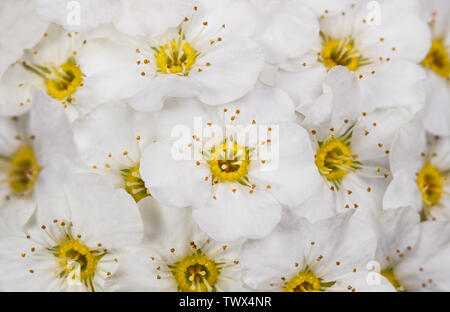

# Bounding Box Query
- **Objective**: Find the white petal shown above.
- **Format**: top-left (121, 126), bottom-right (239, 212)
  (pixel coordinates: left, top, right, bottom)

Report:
top-left (193, 183), bottom-right (281, 241)
top-left (191, 37), bottom-right (265, 105)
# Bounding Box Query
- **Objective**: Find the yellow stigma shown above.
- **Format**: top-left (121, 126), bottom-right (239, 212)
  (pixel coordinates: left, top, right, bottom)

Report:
top-left (57, 239), bottom-right (99, 282)
top-left (121, 165), bottom-right (150, 202)
top-left (381, 267), bottom-right (404, 291)
top-left (8, 145), bottom-right (41, 194)
top-left (321, 39), bottom-right (360, 71)
top-left (416, 162), bottom-right (443, 207)
top-left (421, 39), bottom-right (450, 79)
top-left (155, 39), bottom-right (197, 74)
top-left (315, 136), bottom-right (355, 183)
top-left (169, 250), bottom-right (220, 292)
top-left (46, 62), bottom-right (83, 100)
top-left (208, 142), bottom-right (250, 183)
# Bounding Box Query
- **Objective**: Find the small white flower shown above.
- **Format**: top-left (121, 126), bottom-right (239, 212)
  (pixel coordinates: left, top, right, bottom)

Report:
top-left (139, 85), bottom-right (321, 241)
top-left (384, 117), bottom-right (450, 221)
top-left (0, 172), bottom-right (143, 291)
top-left (0, 24), bottom-right (105, 120)
top-left (278, 0), bottom-right (430, 116)
top-left (0, 89), bottom-right (75, 226)
top-left (295, 68), bottom-right (410, 222)
top-left (418, 0), bottom-right (450, 136)
top-left (79, 0), bottom-right (264, 112)
top-left (112, 198), bottom-right (242, 292)
top-left (241, 210), bottom-right (392, 292)
top-left (72, 100), bottom-right (156, 204)
top-left (365, 207), bottom-right (450, 291)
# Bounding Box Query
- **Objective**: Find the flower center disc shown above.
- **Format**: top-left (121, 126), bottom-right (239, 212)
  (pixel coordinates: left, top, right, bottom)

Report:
top-left (285, 271), bottom-right (322, 292)
top-left (169, 251), bottom-right (219, 292)
top-left (57, 239), bottom-right (98, 281)
top-left (46, 62), bottom-right (83, 100)
top-left (315, 137), bottom-right (354, 182)
top-left (121, 165), bottom-right (150, 202)
top-left (416, 162), bottom-right (443, 207)
top-left (155, 40), bottom-right (197, 74)
top-left (208, 142), bottom-right (250, 183)
top-left (321, 39), bottom-right (360, 71)
top-left (421, 39), bottom-right (450, 79)
top-left (8, 145), bottom-right (40, 194)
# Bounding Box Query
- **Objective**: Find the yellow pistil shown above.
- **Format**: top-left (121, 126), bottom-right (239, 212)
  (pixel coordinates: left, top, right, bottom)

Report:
top-left (321, 39), bottom-right (360, 71)
top-left (416, 162), bottom-right (443, 207)
top-left (121, 165), bottom-right (150, 202)
top-left (57, 239), bottom-right (98, 281)
top-left (46, 63), bottom-right (83, 100)
top-left (23, 57), bottom-right (83, 101)
top-left (381, 267), bottom-right (404, 291)
top-left (208, 142), bottom-right (250, 183)
top-left (155, 40), bottom-right (197, 74)
top-left (315, 136), bottom-right (354, 183)
top-left (169, 250), bottom-right (220, 292)
top-left (284, 271), bottom-right (330, 292)
top-left (8, 145), bottom-right (41, 194)
top-left (421, 39), bottom-right (450, 79)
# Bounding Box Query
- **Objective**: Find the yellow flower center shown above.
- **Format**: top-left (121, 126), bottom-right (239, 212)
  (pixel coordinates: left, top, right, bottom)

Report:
top-left (321, 39), bottom-right (360, 71)
top-left (381, 267), bottom-right (404, 291)
top-left (23, 57), bottom-right (83, 101)
top-left (155, 39), bottom-right (197, 75)
top-left (8, 145), bottom-right (41, 194)
top-left (57, 239), bottom-right (99, 282)
top-left (208, 142), bottom-right (250, 183)
top-left (421, 39), bottom-right (450, 79)
top-left (46, 63), bottom-right (83, 100)
top-left (169, 250), bottom-right (220, 292)
top-left (416, 162), bottom-right (443, 207)
top-left (315, 136), bottom-right (355, 183)
top-left (121, 165), bottom-right (150, 202)
top-left (284, 270), bottom-right (336, 292)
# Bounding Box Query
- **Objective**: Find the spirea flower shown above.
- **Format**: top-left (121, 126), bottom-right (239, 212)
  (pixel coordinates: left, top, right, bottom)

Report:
top-left (112, 199), bottom-right (242, 292)
top-left (278, 0), bottom-right (430, 116)
top-left (139, 85), bottom-right (321, 241)
top-left (241, 210), bottom-right (393, 292)
top-left (384, 117), bottom-right (450, 221)
top-left (418, 0), bottom-right (450, 136)
top-left (0, 90), bottom-right (75, 226)
top-left (0, 173), bottom-right (143, 291)
top-left (79, 0), bottom-right (264, 112)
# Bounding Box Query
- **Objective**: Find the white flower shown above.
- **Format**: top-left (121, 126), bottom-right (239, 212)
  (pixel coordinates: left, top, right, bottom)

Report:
top-left (294, 67), bottom-right (410, 222)
top-left (384, 117), bottom-right (450, 221)
top-left (111, 198), bottom-right (242, 292)
top-left (418, 0), bottom-right (450, 136)
top-left (278, 0), bottom-right (430, 116)
top-left (0, 0), bottom-right (48, 79)
top-left (0, 24), bottom-right (106, 120)
top-left (365, 207), bottom-right (450, 291)
top-left (79, 0), bottom-right (264, 112)
top-left (139, 85), bottom-right (321, 241)
top-left (0, 172), bottom-right (143, 291)
top-left (241, 210), bottom-right (393, 292)
top-left (0, 89), bottom-right (76, 226)
top-left (72, 100), bottom-right (156, 204)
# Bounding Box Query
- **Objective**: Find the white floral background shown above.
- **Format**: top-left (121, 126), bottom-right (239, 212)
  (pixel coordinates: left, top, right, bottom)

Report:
top-left (0, 0), bottom-right (449, 292)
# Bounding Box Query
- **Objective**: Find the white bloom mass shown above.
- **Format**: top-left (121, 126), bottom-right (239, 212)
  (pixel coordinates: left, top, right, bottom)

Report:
top-left (0, 0), bottom-right (449, 293)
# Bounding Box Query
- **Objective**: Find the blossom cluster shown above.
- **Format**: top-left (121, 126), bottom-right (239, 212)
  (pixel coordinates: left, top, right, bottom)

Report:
top-left (0, 0), bottom-right (449, 292)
